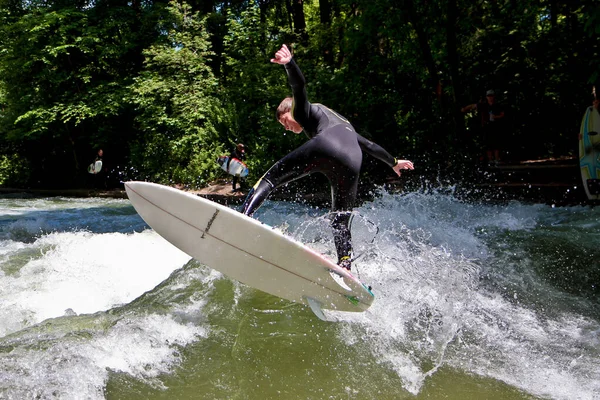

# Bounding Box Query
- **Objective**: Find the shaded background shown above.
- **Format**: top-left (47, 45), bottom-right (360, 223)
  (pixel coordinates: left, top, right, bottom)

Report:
top-left (0, 0), bottom-right (598, 190)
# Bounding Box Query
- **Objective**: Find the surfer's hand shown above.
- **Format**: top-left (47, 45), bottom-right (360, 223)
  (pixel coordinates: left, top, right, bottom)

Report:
top-left (271, 44), bottom-right (292, 65)
top-left (393, 160), bottom-right (414, 176)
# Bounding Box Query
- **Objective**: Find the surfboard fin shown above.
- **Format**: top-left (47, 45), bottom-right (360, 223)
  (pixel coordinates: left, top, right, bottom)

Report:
top-left (305, 297), bottom-right (328, 321)
top-left (329, 270), bottom-right (352, 291)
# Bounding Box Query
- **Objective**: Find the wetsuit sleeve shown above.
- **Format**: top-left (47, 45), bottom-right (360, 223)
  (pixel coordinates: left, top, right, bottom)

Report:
top-left (284, 59), bottom-right (311, 125)
top-left (356, 133), bottom-right (397, 167)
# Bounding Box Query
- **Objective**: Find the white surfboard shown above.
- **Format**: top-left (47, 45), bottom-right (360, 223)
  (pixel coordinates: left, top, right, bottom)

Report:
top-left (87, 160), bottom-right (103, 174)
top-left (124, 181), bottom-right (374, 320)
top-left (217, 156), bottom-right (249, 178)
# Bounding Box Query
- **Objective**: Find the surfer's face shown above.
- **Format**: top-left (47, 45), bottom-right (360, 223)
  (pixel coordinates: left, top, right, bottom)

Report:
top-left (278, 112), bottom-right (303, 134)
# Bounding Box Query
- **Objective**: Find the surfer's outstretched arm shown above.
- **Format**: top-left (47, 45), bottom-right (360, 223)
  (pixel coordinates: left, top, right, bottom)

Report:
top-left (357, 134), bottom-right (414, 176)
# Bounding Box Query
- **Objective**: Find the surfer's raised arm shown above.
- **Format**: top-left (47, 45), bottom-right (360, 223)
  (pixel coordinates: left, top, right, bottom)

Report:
top-left (271, 44), bottom-right (311, 127)
top-left (270, 43), bottom-right (292, 65)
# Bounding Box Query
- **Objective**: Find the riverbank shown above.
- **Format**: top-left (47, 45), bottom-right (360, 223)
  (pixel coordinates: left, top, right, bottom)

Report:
top-left (462, 156), bottom-right (596, 205)
top-left (1, 157), bottom-right (596, 206)
top-left (0, 187), bottom-right (129, 199)
top-left (0, 178), bottom-right (331, 206)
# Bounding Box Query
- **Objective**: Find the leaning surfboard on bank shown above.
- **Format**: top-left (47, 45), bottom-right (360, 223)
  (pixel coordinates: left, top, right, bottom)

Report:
top-left (124, 181), bottom-right (374, 320)
top-left (579, 106), bottom-right (600, 200)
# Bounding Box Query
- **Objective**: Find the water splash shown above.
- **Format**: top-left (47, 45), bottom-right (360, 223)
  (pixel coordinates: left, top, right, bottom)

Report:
top-left (1, 191), bottom-right (599, 399)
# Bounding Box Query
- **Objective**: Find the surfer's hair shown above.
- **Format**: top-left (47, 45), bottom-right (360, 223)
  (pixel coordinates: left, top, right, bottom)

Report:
top-left (276, 97), bottom-right (293, 120)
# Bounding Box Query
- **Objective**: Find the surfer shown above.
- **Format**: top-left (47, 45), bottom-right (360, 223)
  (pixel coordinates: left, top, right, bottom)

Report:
top-left (242, 44), bottom-right (413, 271)
top-left (461, 89), bottom-right (505, 164)
top-left (228, 143), bottom-right (246, 192)
top-left (89, 148), bottom-right (105, 189)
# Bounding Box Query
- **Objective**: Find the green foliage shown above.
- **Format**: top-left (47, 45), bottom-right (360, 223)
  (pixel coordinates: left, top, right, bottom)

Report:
top-left (0, 0), bottom-right (161, 187)
top-left (222, 5), bottom-right (305, 180)
top-left (0, 0), bottom-right (599, 189)
top-left (128, 0), bottom-right (226, 187)
top-left (0, 153), bottom-right (30, 187)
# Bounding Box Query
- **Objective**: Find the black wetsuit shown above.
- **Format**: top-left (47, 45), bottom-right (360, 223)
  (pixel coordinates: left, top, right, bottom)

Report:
top-left (242, 59), bottom-right (397, 264)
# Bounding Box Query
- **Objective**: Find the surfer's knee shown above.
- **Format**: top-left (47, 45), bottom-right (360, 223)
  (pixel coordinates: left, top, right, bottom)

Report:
top-left (241, 179), bottom-right (274, 216)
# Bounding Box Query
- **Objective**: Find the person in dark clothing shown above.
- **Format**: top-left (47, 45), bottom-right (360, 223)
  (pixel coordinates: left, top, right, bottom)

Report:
top-left (462, 89), bottom-right (505, 164)
top-left (241, 44), bottom-right (414, 271)
top-left (228, 143), bottom-right (246, 192)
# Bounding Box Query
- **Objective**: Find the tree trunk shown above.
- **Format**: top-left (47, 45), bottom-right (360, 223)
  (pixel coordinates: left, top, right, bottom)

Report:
top-left (319, 0), bottom-right (331, 24)
top-left (319, 0), bottom-right (334, 66)
top-left (446, 0), bottom-right (462, 130)
top-left (290, 0), bottom-right (308, 43)
top-left (403, 1), bottom-right (439, 100)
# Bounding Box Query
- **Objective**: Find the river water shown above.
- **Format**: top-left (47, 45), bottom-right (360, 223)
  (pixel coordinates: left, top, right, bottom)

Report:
top-left (0, 190), bottom-right (598, 399)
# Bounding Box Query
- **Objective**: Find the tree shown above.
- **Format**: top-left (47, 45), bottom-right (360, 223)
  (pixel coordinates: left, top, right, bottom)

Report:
top-left (221, 5), bottom-right (303, 177)
top-left (128, 0), bottom-right (227, 187)
top-left (0, 0), bottom-right (163, 187)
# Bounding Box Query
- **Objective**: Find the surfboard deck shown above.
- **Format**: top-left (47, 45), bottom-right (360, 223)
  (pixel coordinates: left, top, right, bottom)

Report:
top-left (124, 181), bottom-right (374, 319)
top-left (579, 106), bottom-right (600, 200)
top-left (217, 156), bottom-right (249, 178)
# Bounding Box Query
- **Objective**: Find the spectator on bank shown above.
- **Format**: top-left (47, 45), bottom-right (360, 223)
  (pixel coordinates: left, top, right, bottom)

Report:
top-left (228, 143), bottom-right (246, 192)
top-left (462, 89), bottom-right (505, 164)
top-left (88, 148), bottom-right (106, 189)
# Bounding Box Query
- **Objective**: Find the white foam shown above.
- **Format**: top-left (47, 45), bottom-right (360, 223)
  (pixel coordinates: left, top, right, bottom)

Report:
top-left (288, 192), bottom-right (600, 399)
top-left (0, 312), bottom-right (206, 400)
top-left (0, 229), bottom-right (190, 337)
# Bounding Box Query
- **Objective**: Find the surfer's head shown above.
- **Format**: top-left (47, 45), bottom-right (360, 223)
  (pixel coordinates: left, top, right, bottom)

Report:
top-left (486, 89), bottom-right (496, 104)
top-left (276, 97), bottom-right (303, 134)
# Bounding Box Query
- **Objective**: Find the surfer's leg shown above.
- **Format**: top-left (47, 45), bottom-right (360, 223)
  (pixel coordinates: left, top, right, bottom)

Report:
top-left (241, 178), bottom-right (274, 216)
top-left (314, 125), bottom-right (361, 270)
top-left (331, 211), bottom-right (353, 270)
top-left (329, 170), bottom-right (360, 270)
top-left (241, 142), bottom-right (316, 216)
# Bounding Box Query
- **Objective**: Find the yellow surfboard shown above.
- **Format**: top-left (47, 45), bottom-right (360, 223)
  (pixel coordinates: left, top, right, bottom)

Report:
top-left (579, 106), bottom-right (600, 200)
